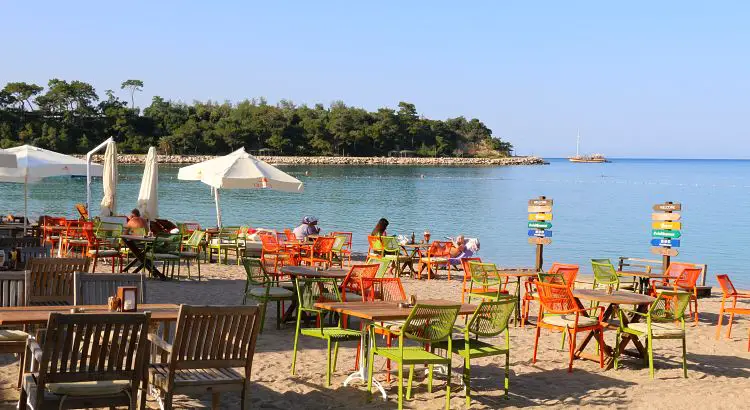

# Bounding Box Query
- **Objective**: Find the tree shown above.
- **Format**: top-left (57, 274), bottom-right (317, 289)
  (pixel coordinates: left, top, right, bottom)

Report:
top-left (120, 79), bottom-right (144, 109)
top-left (2, 82), bottom-right (43, 111)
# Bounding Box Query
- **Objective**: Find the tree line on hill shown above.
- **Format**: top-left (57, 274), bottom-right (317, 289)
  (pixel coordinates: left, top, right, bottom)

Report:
top-left (0, 79), bottom-right (513, 157)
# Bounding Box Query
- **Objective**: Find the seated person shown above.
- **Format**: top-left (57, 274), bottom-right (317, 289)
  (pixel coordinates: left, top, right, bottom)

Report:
top-left (126, 208), bottom-right (148, 231)
top-left (449, 235), bottom-right (480, 259)
top-left (371, 218), bottom-right (389, 236)
top-left (293, 216), bottom-right (320, 240)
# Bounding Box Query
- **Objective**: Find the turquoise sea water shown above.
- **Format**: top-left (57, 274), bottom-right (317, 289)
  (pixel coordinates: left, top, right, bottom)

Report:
top-left (1, 158), bottom-right (748, 286)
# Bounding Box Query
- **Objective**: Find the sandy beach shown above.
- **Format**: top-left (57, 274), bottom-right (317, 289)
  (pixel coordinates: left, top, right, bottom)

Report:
top-left (1, 262), bottom-right (748, 409)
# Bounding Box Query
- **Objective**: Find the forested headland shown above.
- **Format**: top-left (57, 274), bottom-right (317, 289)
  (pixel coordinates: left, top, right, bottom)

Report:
top-left (0, 79), bottom-right (513, 157)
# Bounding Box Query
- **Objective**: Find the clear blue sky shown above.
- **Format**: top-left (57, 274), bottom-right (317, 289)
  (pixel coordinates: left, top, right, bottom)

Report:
top-left (3, 1), bottom-right (749, 158)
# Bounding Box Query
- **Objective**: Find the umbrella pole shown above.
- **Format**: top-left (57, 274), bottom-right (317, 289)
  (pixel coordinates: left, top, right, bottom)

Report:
top-left (23, 174), bottom-right (28, 231)
top-left (214, 188), bottom-right (222, 228)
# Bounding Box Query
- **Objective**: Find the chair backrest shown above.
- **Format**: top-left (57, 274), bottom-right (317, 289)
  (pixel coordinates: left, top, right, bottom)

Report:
top-left (312, 236), bottom-right (336, 254)
top-left (341, 264), bottom-right (380, 297)
top-left (259, 232), bottom-right (281, 252)
top-left (716, 274), bottom-right (737, 297)
top-left (185, 230), bottom-right (205, 247)
top-left (673, 268), bottom-right (702, 290)
top-left (33, 312), bottom-right (150, 405)
top-left (591, 258), bottom-right (619, 286)
top-left (367, 235), bottom-right (385, 254)
top-left (427, 241), bottom-right (452, 258)
top-left (537, 272), bottom-right (565, 285)
top-left (183, 221), bottom-right (202, 233)
top-left (402, 304), bottom-right (461, 343)
top-left (331, 231), bottom-right (353, 249)
top-left (25, 257), bottom-right (90, 306)
top-left (365, 256), bottom-right (390, 278)
top-left (0, 271), bottom-right (25, 307)
top-left (283, 229), bottom-right (298, 243)
top-left (129, 227), bottom-right (147, 236)
top-left (295, 277), bottom-right (342, 309)
top-left (16, 245), bottom-right (51, 269)
top-left (73, 272), bottom-right (145, 305)
top-left (649, 290), bottom-right (690, 322)
top-left (549, 262), bottom-right (579, 287)
top-left (460, 257), bottom-right (482, 278)
top-left (467, 261), bottom-right (507, 288)
top-left (154, 234), bottom-right (181, 253)
top-left (535, 281), bottom-right (578, 314)
top-left (361, 277), bottom-right (406, 302)
top-left (242, 257), bottom-right (271, 288)
top-left (167, 305), bottom-right (262, 376)
top-left (466, 299), bottom-right (516, 338)
top-left (332, 235), bottom-right (348, 252)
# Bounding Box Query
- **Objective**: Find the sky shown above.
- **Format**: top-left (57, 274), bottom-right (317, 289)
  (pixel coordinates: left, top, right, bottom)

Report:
top-left (2, 1), bottom-right (749, 159)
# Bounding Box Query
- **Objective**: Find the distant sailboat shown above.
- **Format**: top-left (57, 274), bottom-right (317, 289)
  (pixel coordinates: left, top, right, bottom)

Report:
top-left (568, 129), bottom-right (608, 163)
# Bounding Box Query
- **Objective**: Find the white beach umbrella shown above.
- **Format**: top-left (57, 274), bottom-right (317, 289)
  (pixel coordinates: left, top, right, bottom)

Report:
top-left (0, 149), bottom-right (17, 168)
top-left (99, 141), bottom-right (118, 216)
top-left (0, 145), bottom-right (103, 226)
top-left (177, 147), bottom-right (303, 227)
top-left (137, 147), bottom-right (158, 220)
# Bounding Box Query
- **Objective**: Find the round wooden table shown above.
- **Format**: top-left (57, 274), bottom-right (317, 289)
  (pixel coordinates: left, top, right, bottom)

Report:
top-left (573, 289), bottom-right (656, 305)
top-left (280, 266), bottom-right (348, 279)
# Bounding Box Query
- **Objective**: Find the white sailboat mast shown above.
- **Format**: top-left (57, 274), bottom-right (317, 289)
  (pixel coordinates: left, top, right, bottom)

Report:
top-left (576, 128), bottom-right (580, 157)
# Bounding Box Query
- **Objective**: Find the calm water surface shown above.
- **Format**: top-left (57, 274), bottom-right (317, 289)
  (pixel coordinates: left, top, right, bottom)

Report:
top-left (1, 158), bottom-right (748, 286)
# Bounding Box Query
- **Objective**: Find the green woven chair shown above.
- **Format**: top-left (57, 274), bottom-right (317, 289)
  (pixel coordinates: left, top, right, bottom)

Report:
top-left (591, 258), bottom-right (620, 290)
top-left (465, 261), bottom-right (510, 304)
top-left (366, 256), bottom-right (391, 278)
top-left (368, 235), bottom-right (410, 276)
top-left (433, 298), bottom-right (515, 406)
top-left (146, 234), bottom-right (182, 279)
top-left (615, 290), bottom-right (690, 378)
top-left (178, 230), bottom-right (205, 280)
top-left (367, 303), bottom-right (460, 410)
top-left (208, 227), bottom-right (240, 264)
top-left (330, 234), bottom-right (348, 268)
top-left (242, 257), bottom-right (293, 332)
top-left (291, 277), bottom-right (360, 386)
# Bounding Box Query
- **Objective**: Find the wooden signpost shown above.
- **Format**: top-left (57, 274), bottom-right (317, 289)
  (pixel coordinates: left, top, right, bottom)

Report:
top-left (528, 196), bottom-right (552, 271)
top-left (651, 201), bottom-right (682, 270)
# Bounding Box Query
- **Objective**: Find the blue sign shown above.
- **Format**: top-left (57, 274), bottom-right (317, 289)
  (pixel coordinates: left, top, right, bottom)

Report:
top-left (650, 238), bottom-right (680, 247)
top-left (528, 229), bottom-right (552, 238)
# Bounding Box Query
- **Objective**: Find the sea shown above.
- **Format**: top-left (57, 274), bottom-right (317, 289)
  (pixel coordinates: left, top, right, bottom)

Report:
top-left (1, 158), bottom-right (747, 286)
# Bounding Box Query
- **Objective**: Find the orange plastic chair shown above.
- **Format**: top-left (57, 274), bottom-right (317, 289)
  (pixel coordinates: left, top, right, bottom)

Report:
top-left (84, 224), bottom-right (123, 273)
top-left (652, 267), bottom-right (702, 324)
top-left (417, 240), bottom-right (453, 280)
top-left (340, 264), bottom-right (380, 302)
top-left (259, 232), bottom-right (296, 275)
top-left (532, 281), bottom-right (605, 372)
top-left (41, 216), bottom-right (66, 255)
top-left (61, 220), bottom-right (90, 257)
top-left (522, 263), bottom-right (580, 327)
top-left (715, 274), bottom-right (750, 350)
top-left (283, 228), bottom-right (299, 243)
top-left (299, 236), bottom-right (335, 268)
top-left (460, 257), bottom-right (482, 303)
top-left (650, 262), bottom-right (696, 292)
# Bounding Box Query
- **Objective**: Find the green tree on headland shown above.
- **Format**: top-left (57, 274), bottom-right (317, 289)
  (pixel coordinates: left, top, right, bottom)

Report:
top-left (0, 78), bottom-right (513, 157)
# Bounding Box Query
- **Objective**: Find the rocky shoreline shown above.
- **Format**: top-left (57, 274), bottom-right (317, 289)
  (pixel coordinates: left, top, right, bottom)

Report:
top-left (82, 154), bottom-right (547, 166)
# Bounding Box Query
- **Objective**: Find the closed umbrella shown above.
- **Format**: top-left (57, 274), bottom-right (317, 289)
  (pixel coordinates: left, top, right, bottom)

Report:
top-left (0, 149), bottom-right (17, 168)
top-left (177, 147), bottom-right (303, 227)
top-left (137, 147), bottom-right (158, 220)
top-left (100, 141), bottom-right (118, 216)
top-left (0, 145), bottom-right (103, 226)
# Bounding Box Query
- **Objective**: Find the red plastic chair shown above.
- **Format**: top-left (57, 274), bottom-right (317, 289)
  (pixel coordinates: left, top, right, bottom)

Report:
top-left (533, 281), bottom-right (605, 372)
top-left (715, 274), bottom-right (750, 350)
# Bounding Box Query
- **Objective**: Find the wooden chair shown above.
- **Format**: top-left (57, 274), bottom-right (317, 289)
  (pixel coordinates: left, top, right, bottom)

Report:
top-left (417, 241), bottom-right (453, 280)
top-left (73, 272), bottom-right (145, 305)
top-left (0, 272), bottom-right (29, 388)
top-left (19, 311), bottom-right (150, 410)
top-left (148, 305), bottom-right (262, 409)
top-left (715, 274), bottom-right (750, 351)
top-left (15, 246), bottom-right (51, 270)
top-left (24, 258), bottom-right (90, 306)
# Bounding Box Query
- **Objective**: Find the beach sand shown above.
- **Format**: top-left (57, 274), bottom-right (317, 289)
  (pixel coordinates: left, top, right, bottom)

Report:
top-left (1, 261), bottom-right (748, 409)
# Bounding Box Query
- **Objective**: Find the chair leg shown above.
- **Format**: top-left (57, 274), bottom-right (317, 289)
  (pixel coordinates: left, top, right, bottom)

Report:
top-left (367, 340), bottom-right (376, 402)
top-left (445, 358), bottom-right (452, 410)
top-left (464, 356), bottom-right (471, 407)
top-left (16, 349), bottom-right (24, 388)
top-left (18, 381), bottom-right (27, 410)
top-left (715, 301), bottom-right (724, 339)
top-left (648, 336), bottom-right (655, 379)
top-left (211, 392), bottom-right (220, 410)
top-left (291, 317), bottom-right (301, 375)
top-left (532, 325), bottom-right (541, 363)
top-left (326, 338), bottom-right (332, 386)
top-left (398, 364), bottom-right (404, 410)
top-left (728, 312), bottom-right (735, 338)
top-left (504, 350), bottom-right (510, 400)
top-left (406, 365), bottom-right (415, 399)
top-left (332, 341), bottom-right (340, 374)
top-left (682, 336), bottom-right (688, 378)
top-left (567, 329), bottom-right (576, 373)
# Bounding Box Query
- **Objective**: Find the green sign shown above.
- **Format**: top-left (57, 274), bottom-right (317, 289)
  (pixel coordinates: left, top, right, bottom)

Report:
top-left (652, 229), bottom-right (681, 239)
top-left (528, 221), bottom-right (552, 229)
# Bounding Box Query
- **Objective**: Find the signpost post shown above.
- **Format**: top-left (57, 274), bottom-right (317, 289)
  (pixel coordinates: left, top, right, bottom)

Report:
top-left (528, 196), bottom-right (553, 271)
top-left (651, 202), bottom-right (682, 271)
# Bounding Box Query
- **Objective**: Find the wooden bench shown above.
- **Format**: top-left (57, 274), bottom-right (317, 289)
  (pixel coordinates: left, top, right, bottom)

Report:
top-left (618, 257), bottom-right (711, 298)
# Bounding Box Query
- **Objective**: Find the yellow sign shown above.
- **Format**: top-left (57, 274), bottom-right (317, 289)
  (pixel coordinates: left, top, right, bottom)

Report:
top-left (652, 221), bottom-right (681, 230)
top-left (528, 213), bottom-right (552, 221)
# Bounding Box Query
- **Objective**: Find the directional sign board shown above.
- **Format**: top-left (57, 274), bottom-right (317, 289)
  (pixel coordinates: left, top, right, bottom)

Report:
top-left (528, 205), bottom-right (552, 213)
top-left (652, 221), bottom-right (681, 230)
top-left (528, 221), bottom-right (552, 229)
top-left (528, 237), bottom-right (552, 245)
top-left (652, 229), bottom-right (681, 238)
top-left (650, 238), bottom-right (680, 247)
top-left (528, 229), bottom-right (552, 238)
top-left (528, 199), bottom-right (553, 207)
top-left (651, 246), bottom-right (678, 257)
top-left (528, 213), bottom-right (553, 221)
top-left (651, 213), bottom-right (681, 221)
top-left (653, 203), bottom-right (682, 212)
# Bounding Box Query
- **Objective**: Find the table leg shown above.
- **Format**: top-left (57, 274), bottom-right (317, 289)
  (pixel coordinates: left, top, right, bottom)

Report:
top-left (123, 239), bottom-right (166, 280)
top-left (613, 304), bottom-right (649, 361)
top-left (343, 320), bottom-right (387, 400)
top-left (573, 302), bottom-right (616, 367)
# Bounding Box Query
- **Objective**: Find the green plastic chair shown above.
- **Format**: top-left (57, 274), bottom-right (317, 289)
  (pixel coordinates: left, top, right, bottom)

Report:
top-left (615, 290), bottom-right (690, 378)
top-left (367, 303), bottom-right (460, 410)
top-left (242, 257), bottom-right (293, 332)
top-left (208, 227), bottom-right (240, 264)
top-left (330, 234), bottom-right (348, 268)
top-left (369, 235), bottom-right (410, 276)
top-left (466, 261), bottom-right (510, 304)
top-left (291, 277), bottom-right (360, 386)
top-left (178, 230), bottom-right (205, 280)
top-left (146, 234), bottom-right (182, 279)
top-left (366, 256), bottom-right (391, 278)
top-left (591, 258), bottom-right (620, 290)
top-left (434, 299), bottom-right (515, 406)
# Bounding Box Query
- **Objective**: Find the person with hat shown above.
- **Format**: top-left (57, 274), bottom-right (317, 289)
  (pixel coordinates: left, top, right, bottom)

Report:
top-left (293, 216), bottom-right (321, 241)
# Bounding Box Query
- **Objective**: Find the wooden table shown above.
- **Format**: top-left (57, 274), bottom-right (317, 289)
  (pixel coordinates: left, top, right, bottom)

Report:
top-left (315, 299), bottom-right (476, 399)
top-left (616, 270), bottom-right (667, 294)
top-left (572, 289), bottom-right (655, 369)
top-left (281, 265), bottom-right (348, 279)
top-left (120, 235), bottom-right (167, 280)
top-left (499, 268), bottom-right (538, 324)
top-left (400, 243), bottom-right (429, 275)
